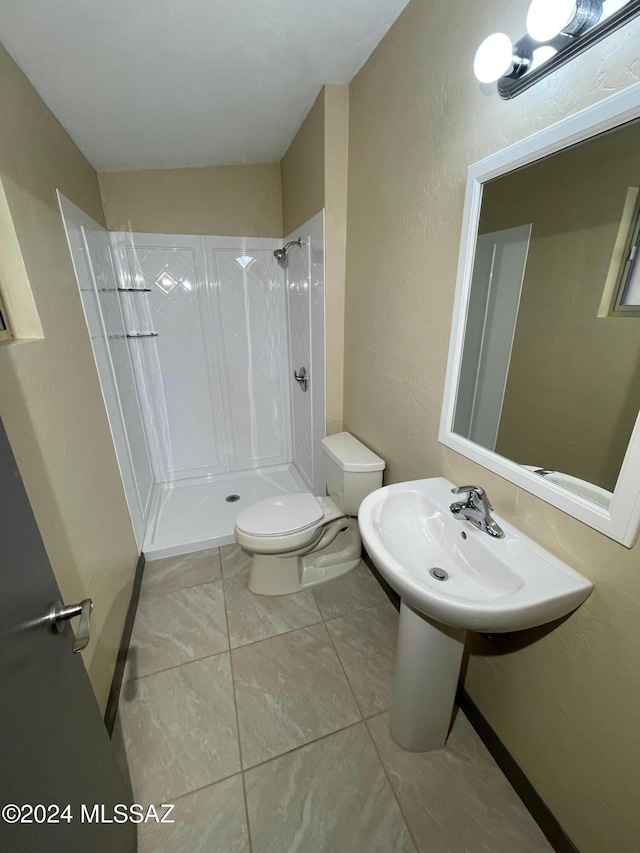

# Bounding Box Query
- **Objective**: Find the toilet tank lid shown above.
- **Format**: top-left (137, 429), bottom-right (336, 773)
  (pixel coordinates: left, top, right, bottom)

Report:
top-left (321, 432), bottom-right (386, 473)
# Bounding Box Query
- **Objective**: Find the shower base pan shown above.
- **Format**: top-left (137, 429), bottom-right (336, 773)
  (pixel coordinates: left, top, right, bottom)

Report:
top-left (143, 463), bottom-right (307, 559)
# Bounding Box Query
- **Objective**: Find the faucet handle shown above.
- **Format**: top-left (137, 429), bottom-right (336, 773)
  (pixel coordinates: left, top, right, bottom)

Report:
top-left (451, 484), bottom-right (485, 498)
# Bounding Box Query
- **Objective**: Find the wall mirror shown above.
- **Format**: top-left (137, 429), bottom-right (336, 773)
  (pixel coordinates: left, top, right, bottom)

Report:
top-left (440, 82), bottom-right (640, 547)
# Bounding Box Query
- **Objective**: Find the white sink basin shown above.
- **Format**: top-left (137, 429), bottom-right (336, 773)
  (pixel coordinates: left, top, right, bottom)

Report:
top-left (359, 477), bottom-right (592, 633)
top-left (358, 477), bottom-right (593, 753)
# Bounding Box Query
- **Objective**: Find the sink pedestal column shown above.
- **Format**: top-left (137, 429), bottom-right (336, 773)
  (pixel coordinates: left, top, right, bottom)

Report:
top-left (390, 601), bottom-right (466, 752)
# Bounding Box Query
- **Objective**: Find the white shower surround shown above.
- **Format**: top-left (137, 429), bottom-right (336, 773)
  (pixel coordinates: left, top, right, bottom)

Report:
top-left (59, 199), bottom-right (326, 556)
top-left (59, 194), bottom-right (154, 547)
top-left (111, 233), bottom-right (293, 484)
top-left (286, 211), bottom-right (326, 495)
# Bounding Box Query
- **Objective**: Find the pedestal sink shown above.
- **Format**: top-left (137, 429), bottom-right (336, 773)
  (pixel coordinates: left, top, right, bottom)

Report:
top-left (358, 478), bottom-right (593, 753)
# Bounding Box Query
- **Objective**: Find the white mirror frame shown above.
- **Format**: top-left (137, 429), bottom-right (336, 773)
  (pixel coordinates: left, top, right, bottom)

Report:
top-left (440, 81), bottom-right (640, 548)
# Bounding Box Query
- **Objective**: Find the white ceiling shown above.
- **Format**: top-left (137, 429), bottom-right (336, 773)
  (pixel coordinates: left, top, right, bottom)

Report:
top-left (0, 0), bottom-right (410, 171)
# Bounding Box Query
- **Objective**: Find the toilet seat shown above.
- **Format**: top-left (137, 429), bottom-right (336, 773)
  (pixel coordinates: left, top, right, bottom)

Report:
top-left (235, 493), bottom-right (326, 554)
top-left (235, 493), bottom-right (324, 537)
top-left (234, 493), bottom-right (346, 556)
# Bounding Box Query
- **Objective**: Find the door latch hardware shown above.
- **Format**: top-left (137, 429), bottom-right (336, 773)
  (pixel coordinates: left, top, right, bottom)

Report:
top-left (46, 599), bottom-right (93, 653)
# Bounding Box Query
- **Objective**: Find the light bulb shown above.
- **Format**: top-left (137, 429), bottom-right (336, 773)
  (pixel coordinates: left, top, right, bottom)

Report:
top-left (473, 33), bottom-right (515, 84)
top-left (530, 45), bottom-right (558, 71)
top-left (527, 0), bottom-right (578, 42)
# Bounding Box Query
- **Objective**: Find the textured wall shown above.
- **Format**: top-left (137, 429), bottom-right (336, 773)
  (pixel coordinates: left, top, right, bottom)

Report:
top-left (281, 85), bottom-right (349, 435)
top-left (0, 42), bottom-right (138, 711)
top-left (323, 85), bottom-right (350, 437)
top-left (99, 163), bottom-right (283, 237)
top-left (344, 2), bottom-right (640, 851)
top-left (281, 91), bottom-right (325, 236)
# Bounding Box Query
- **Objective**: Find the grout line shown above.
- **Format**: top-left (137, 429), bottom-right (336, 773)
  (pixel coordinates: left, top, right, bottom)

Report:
top-left (322, 599), bottom-right (399, 724)
top-left (124, 645), bottom-right (231, 684)
top-left (127, 615), bottom-right (327, 685)
top-left (222, 576), bottom-right (254, 853)
top-left (320, 600), bottom-right (411, 841)
top-left (128, 593), bottom-right (394, 685)
top-left (125, 564), bottom-right (404, 846)
top-left (139, 575), bottom-right (224, 600)
top-left (228, 615), bottom-right (324, 652)
top-left (323, 618), bottom-right (367, 721)
top-left (363, 716), bottom-right (421, 853)
top-left (152, 770), bottom-right (244, 812)
top-left (133, 579), bottom-right (245, 822)
top-left (241, 718), bottom-right (365, 774)
top-left (322, 599), bottom-right (395, 627)
top-left (240, 769), bottom-right (253, 853)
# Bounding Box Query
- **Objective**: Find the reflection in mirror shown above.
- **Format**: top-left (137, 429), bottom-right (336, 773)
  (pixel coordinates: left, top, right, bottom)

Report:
top-left (454, 118), bottom-right (640, 505)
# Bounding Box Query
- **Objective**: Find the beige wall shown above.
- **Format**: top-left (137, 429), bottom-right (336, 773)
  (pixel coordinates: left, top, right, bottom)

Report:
top-left (344, 2), bottom-right (640, 852)
top-left (99, 163), bottom-right (282, 237)
top-left (478, 122), bottom-right (640, 491)
top-left (0, 42), bottom-right (138, 711)
top-left (281, 85), bottom-right (349, 435)
top-left (323, 86), bottom-right (350, 437)
top-left (281, 91), bottom-right (325, 237)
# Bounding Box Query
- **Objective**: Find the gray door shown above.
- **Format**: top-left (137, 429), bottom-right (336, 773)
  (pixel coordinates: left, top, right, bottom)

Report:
top-left (0, 417), bottom-right (136, 852)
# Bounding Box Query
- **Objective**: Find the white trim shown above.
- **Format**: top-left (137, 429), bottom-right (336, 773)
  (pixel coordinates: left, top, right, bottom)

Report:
top-left (440, 81), bottom-right (640, 548)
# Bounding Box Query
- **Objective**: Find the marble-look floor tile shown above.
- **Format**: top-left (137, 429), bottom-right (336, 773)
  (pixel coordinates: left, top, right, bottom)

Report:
top-left (232, 623), bottom-right (361, 768)
top-left (312, 561), bottom-right (390, 620)
top-left (326, 602), bottom-right (398, 717)
top-left (127, 582), bottom-right (228, 679)
top-left (142, 548), bottom-right (222, 596)
top-left (245, 723), bottom-right (416, 853)
top-left (367, 712), bottom-right (552, 853)
top-left (138, 775), bottom-right (249, 853)
top-left (220, 543), bottom-right (251, 579)
top-left (224, 573), bottom-right (321, 648)
top-left (118, 654), bottom-right (240, 803)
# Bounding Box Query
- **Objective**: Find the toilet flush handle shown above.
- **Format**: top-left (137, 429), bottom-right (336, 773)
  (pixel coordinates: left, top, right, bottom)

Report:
top-left (294, 366), bottom-right (309, 392)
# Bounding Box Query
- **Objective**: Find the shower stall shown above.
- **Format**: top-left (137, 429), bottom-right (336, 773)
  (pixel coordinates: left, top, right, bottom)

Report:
top-left (59, 194), bottom-right (325, 558)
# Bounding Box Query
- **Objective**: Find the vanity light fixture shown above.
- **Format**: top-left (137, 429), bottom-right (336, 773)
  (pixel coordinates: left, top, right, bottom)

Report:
top-left (473, 33), bottom-right (531, 84)
top-left (474, 0), bottom-right (640, 98)
top-left (526, 0), bottom-right (602, 42)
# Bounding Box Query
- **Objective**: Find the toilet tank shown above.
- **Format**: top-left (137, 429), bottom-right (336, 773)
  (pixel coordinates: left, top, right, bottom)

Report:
top-left (321, 432), bottom-right (386, 516)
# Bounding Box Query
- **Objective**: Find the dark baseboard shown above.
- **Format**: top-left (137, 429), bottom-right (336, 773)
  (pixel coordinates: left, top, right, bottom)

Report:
top-left (104, 552), bottom-right (145, 737)
top-left (457, 689), bottom-right (579, 853)
top-left (362, 548), bottom-right (579, 853)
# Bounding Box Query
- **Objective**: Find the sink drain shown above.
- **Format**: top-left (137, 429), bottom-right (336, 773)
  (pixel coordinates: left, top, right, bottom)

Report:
top-left (429, 567), bottom-right (449, 581)
top-left (225, 494), bottom-right (240, 503)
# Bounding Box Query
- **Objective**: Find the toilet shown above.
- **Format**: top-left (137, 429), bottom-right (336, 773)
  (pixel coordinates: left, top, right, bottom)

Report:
top-left (234, 432), bottom-right (386, 595)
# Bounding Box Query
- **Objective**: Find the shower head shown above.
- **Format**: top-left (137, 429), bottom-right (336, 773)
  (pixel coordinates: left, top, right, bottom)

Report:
top-left (274, 239), bottom-right (302, 265)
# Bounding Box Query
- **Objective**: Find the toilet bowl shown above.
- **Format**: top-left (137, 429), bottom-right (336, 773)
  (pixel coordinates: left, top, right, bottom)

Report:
top-left (234, 433), bottom-right (385, 595)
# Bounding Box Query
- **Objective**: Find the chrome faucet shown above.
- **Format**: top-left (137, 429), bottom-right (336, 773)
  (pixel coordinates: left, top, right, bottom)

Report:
top-left (450, 485), bottom-right (505, 539)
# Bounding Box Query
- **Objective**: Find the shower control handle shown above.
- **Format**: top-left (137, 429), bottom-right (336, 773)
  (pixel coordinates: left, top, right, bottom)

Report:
top-left (294, 366), bottom-right (309, 392)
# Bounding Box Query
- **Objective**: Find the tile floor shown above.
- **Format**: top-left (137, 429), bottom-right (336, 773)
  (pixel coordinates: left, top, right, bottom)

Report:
top-left (115, 545), bottom-right (553, 853)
